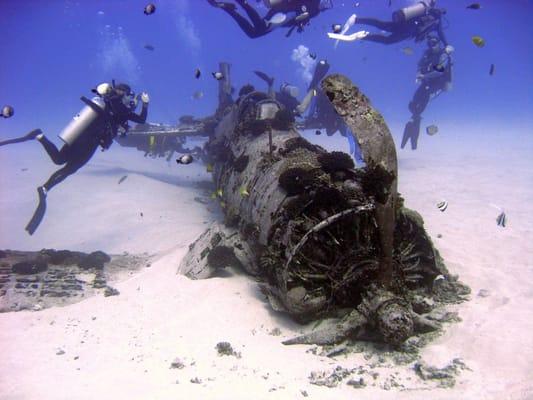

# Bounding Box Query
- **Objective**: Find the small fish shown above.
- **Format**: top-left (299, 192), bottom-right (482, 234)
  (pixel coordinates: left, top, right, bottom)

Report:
top-left (192, 91), bottom-right (204, 100)
top-left (401, 47), bottom-right (414, 56)
top-left (118, 175), bottom-right (128, 184)
top-left (143, 3), bottom-right (156, 15)
top-left (472, 36), bottom-right (485, 48)
top-left (437, 200), bottom-right (448, 212)
top-left (388, 0), bottom-right (392, 7)
top-left (309, 52), bottom-right (317, 60)
top-left (193, 196), bottom-right (209, 205)
top-left (206, 163), bottom-right (214, 172)
top-left (315, 130), bottom-right (321, 135)
top-left (210, 192), bottom-right (217, 200)
top-left (332, 24), bottom-right (342, 33)
top-left (220, 201), bottom-right (226, 209)
top-left (21, 168), bottom-right (28, 172)
top-left (143, 44), bottom-right (155, 51)
top-left (426, 125), bottom-right (439, 136)
top-left (1, 105), bottom-right (14, 118)
top-left (355, 2), bottom-right (360, 7)
top-left (140, 212), bottom-right (144, 217)
top-left (194, 68), bottom-right (201, 79)
top-left (239, 186), bottom-right (250, 197)
top-left (466, 3), bottom-right (481, 10)
top-left (216, 189), bottom-right (223, 197)
top-left (176, 154), bottom-right (193, 165)
top-left (489, 63), bottom-right (495, 76)
top-left (496, 212), bottom-right (506, 227)
top-left (97, 10), bottom-right (105, 15)
top-left (212, 72), bottom-right (224, 80)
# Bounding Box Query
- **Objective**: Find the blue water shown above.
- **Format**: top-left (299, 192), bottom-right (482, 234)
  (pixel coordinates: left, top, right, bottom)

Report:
top-left (1, 3), bottom-right (533, 398)
top-left (1, 0), bottom-right (531, 137)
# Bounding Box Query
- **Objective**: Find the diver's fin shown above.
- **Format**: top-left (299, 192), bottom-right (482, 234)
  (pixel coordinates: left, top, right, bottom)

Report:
top-left (400, 122), bottom-right (411, 149)
top-left (334, 14), bottom-right (357, 49)
top-left (327, 30), bottom-right (368, 42)
top-left (25, 187), bottom-right (47, 235)
top-left (401, 119), bottom-right (420, 150)
top-left (253, 70), bottom-right (274, 87)
top-left (0, 129), bottom-right (42, 147)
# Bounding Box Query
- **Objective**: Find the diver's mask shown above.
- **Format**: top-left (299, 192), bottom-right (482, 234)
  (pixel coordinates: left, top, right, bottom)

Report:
top-left (114, 84), bottom-right (137, 110)
top-left (121, 92), bottom-right (138, 110)
top-left (280, 83), bottom-right (299, 98)
top-left (427, 37), bottom-right (440, 52)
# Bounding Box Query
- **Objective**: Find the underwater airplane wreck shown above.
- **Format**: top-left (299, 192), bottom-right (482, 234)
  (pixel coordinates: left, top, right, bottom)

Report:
top-left (123, 62), bottom-right (470, 347)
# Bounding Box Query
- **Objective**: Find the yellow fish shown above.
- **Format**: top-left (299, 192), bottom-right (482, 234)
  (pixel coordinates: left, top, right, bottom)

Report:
top-left (401, 47), bottom-right (414, 56)
top-left (210, 192), bottom-right (217, 200)
top-left (149, 135), bottom-right (155, 148)
top-left (206, 163), bottom-right (214, 172)
top-left (472, 36), bottom-right (485, 47)
top-left (220, 201), bottom-right (226, 208)
top-left (239, 186), bottom-right (250, 197)
top-left (216, 189), bottom-right (223, 197)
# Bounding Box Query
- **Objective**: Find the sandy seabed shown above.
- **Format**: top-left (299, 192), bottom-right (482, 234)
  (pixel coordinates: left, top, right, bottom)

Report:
top-left (0, 125), bottom-right (532, 400)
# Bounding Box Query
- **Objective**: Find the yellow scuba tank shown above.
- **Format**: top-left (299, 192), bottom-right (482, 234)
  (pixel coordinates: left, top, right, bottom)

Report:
top-left (59, 97), bottom-right (107, 146)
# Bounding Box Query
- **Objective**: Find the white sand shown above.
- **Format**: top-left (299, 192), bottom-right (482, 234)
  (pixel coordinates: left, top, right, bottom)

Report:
top-left (0, 128), bottom-right (532, 400)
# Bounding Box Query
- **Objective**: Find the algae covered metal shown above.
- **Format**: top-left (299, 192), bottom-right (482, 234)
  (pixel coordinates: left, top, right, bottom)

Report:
top-left (179, 73), bottom-right (469, 346)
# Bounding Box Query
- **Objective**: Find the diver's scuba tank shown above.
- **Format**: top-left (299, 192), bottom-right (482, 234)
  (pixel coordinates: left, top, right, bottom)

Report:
top-left (263, 0), bottom-right (284, 8)
top-left (58, 97), bottom-right (107, 146)
top-left (280, 83), bottom-right (300, 98)
top-left (392, 1), bottom-right (431, 23)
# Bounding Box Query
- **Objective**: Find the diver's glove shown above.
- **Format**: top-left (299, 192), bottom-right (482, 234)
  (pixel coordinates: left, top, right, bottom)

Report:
top-left (140, 92), bottom-right (150, 104)
top-left (96, 83), bottom-right (112, 96)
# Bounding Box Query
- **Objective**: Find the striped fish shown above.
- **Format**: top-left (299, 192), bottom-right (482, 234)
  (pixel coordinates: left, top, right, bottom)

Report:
top-left (496, 212), bottom-right (506, 227)
top-left (437, 200), bottom-right (448, 212)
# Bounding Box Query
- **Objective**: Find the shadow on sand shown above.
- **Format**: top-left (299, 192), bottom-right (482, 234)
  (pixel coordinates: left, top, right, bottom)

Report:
top-left (85, 165), bottom-right (213, 190)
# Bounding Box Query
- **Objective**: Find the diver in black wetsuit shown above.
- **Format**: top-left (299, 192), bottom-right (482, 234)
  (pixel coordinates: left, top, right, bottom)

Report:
top-left (0, 82), bottom-right (149, 234)
top-left (36, 84), bottom-right (148, 193)
top-left (353, 0), bottom-right (448, 46)
top-left (401, 36), bottom-right (453, 150)
top-left (206, 0), bottom-right (332, 38)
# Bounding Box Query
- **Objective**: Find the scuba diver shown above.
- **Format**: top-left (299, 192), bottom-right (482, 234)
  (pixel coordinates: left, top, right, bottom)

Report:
top-left (300, 60), bottom-right (363, 162)
top-left (206, 0), bottom-right (333, 38)
top-left (401, 35), bottom-right (453, 150)
top-left (329, 0), bottom-right (448, 46)
top-left (253, 71), bottom-right (317, 117)
top-left (0, 82), bottom-right (149, 234)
